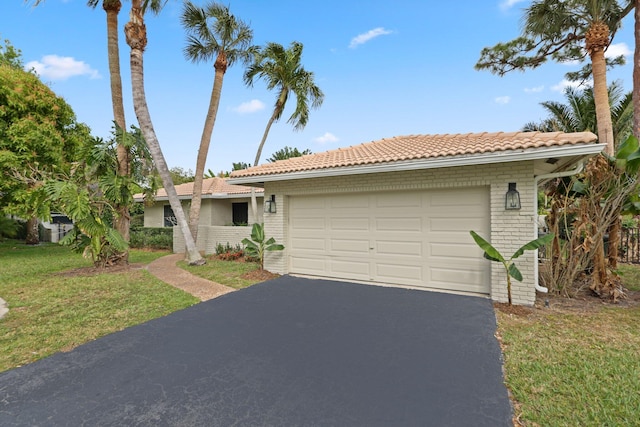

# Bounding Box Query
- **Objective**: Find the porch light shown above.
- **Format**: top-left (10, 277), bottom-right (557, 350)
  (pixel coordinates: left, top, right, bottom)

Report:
top-left (264, 194), bottom-right (277, 213)
top-left (505, 182), bottom-right (521, 210)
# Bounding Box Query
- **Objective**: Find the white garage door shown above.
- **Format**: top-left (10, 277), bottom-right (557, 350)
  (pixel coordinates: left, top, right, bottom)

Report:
top-left (288, 188), bottom-right (490, 295)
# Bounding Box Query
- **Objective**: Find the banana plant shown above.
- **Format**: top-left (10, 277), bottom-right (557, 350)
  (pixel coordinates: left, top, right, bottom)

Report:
top-left (470, 231), bottom-right (554, 305)
top-left (242, 223), bottom-right (284, 270)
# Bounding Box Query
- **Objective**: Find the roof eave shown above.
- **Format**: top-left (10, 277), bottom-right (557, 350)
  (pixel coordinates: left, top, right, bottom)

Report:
top-left (228, 143), bottom-right (607, 186)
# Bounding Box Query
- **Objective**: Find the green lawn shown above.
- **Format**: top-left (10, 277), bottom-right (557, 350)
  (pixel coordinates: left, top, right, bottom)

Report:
top-left (498, 264), bottom-right (640, 426)
top-left (180, 256), bottom-right (265, 289)
top-left (0, 240), bottom-right (198, 372)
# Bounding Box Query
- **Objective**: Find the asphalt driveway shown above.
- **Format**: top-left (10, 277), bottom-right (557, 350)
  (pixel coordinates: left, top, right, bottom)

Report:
top-left (0, 276), bottom-right (512, 426)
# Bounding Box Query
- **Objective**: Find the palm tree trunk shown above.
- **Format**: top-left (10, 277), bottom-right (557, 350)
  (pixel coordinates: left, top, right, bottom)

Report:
top-left (125, 2), bottom-right (204, 265)
top-left (105, 1), bottom-right (130, 264)
top-left (189, 66), bottom-right (225, 241)
top-left (591, 48), bottom-right (615, 155)
top-left (250, 110), bottom-right (278, 222)
top-left (634, 0), bottom-right (640, 139)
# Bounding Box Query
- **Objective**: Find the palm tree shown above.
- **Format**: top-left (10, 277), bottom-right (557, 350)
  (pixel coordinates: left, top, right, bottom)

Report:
top-left (29, 0), bottom-right (132, 262)
top-left (125, 0), bottom-right (204, 265)
top-left (181, 1), bottom-right (254, 241)
top-left (476, 0), bottom-right (634, 156)
top-left (524, 81), bottom-right (632, 147)
top-left (90, 0), bottom-right (131, 260)
top-left (243, 41), bottom-right (324, 220)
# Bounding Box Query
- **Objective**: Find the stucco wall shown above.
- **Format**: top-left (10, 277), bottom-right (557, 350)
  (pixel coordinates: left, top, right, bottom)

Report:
top-left (173, 225), bottom-right (253, 254)
top-left (262, 161), bottom-right (537, 306)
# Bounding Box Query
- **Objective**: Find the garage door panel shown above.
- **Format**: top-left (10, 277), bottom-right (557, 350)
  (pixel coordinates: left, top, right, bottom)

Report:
top-left (429, 217), bottom-right (486, 232)
top-left (375, 192), bottom-right (423, 208)
top-left (330, 217), bottom-right (369, 230)
top-left (375, 240), bottom-right (422, 257)
top-left (290, 257), bottom-right (326, 275)
top-left (291, 217), bottom-right (326, 231)
top-left (376, 263), bottom-right (423, 283)
top-left (329, 259), bottom-right (370, 279)
top-left (375, 217), bottom-right (422, 232)
top-left (330, 238), bottom-right (370, 254)
top-left (430, 242), bottom-right (480, 258)
top-left (289, 188), bottom-right (490, 295)
top-left (430, 191), bottom-right (485, 207)
top-left (330, 195), bottom-right (370, 209)
top-left (290, 237), bottom-right (326, 251)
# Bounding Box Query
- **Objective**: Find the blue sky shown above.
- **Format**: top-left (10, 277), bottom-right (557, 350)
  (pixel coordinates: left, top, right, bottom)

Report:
top-left (1, 0), bottom-right (636, 174)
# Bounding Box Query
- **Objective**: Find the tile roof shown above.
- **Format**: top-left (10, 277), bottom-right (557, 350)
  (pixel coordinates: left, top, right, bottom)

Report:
top-left (153, 177), bottom-right (263, 199)
top-left (230, 131), bottom-right (598, 178)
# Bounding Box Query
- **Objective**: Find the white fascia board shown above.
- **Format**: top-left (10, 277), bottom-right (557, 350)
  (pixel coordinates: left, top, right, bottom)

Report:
top-left (227, 143), bottom-right (607, 185)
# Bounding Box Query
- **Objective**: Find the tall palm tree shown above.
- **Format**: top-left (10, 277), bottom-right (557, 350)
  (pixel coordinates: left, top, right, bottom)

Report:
top-left (524, 80), bottom-right (632, 147)
top-left (29, 0), bottom-right (132, 262)
top-left (181, 1), bottom-right (254, 241)
top-left (90, 0), bottom-right (131, 259)
top-left (476, 0), bottom-right (634, 156)
top-left (125, 0), bottom-right (204, 265)
top-left (244, 41), bottom-right (324, 220)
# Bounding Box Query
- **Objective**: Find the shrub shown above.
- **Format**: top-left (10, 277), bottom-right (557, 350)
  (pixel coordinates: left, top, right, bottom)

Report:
top-left (130, 227), bottom-right (172, 250)
top-left (215, 242), bottom-right (243, 261)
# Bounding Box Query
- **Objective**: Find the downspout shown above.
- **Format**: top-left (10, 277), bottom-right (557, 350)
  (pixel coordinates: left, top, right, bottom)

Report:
top-left (533, 161), bottom-right (586, 293)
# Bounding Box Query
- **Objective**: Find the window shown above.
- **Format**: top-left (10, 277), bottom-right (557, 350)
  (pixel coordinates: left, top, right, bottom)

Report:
top-left (232, 202), bottom-right (248, 225)
top-left (164, 205), bottom-right (177, 227)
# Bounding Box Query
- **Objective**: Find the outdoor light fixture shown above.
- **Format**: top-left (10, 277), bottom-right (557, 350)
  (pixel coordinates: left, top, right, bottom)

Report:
top-left (264, 194), bottom-right (277, 213)
top-left (505, 182), bottom-right (521, 210)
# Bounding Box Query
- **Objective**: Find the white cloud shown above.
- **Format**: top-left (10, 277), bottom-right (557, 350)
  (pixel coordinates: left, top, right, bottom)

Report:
top-left (605, 42), bottom-right (632, 58)
top-left (232, 99), bottom-right (265, 114)
top-left (25, 55), bottom-right (100, 81)
top-left (524, 85), bottom-right (544, 93)
top-left (551, 79), bottom-right (592, 92)
top-left (314, 132), bottom-right (339, 144)
top-left (494, 96), bottom-right (511, 105)
top-left (500, 0), bottom-right (527, 11)
top-left (349, 27), bottom-right (393, 49)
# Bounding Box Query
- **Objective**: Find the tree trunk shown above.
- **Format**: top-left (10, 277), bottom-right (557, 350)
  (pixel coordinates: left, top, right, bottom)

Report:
top-left (608, 212), bottom-right (620, 269)
top-left (25, 216), bottom-right (39, 245)
top-left (105, 1), bottom-right (130, 264)
top-left (189, 64), bottom-right (225, 241)
top-left (634, 0), bottom-right (640, 139)
top-left (125, 2), bottom-right (204, 265)
top-left (250, 110), bottom-right (278, 222)
top-left (591, 47), bottom-right (615, 155)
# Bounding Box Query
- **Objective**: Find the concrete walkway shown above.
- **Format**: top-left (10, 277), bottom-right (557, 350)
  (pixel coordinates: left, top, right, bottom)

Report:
top-left (146, 253), bottom-right (235, 301)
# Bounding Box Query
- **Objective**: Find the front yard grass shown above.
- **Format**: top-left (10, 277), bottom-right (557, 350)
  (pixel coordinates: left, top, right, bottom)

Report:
top-left (180, 256), bottom-right (270, 289)
top-left (498, 264), bottom-right (640, 426)
top-left (0, 240), bottom-right (198, 373)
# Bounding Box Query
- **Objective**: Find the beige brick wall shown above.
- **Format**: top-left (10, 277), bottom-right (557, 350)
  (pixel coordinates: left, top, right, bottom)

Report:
top-left (262, 161), bottom-right (538, 305)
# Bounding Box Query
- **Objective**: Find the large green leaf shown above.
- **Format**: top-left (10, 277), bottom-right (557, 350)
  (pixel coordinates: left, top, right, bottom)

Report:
top-left (508, 263), bottom-right (523, 281)
top-left (512, 233), bottom-right (554, 259)
top-left (470, 231), bottom-right (505, 262)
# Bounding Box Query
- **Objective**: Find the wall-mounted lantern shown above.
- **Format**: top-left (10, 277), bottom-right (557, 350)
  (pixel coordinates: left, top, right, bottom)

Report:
top-left (264, 194), bottom-right (277, 213)
top-left (505, 182), bottom-right (521, 210)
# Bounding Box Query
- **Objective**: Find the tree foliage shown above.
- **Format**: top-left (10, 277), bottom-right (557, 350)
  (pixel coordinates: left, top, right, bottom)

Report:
top-left (475, 0), bottom-right (632, 78)
top-left (45, 126), bottom-right (156, 267)
top-left (267, 146), bottom-right (312, 162)
top-left (0, 49), bottom-right (89, 244)
top-left (181, 0), bottom-right (255, 240)
top-left (523, 80), bottom-right (633, 148)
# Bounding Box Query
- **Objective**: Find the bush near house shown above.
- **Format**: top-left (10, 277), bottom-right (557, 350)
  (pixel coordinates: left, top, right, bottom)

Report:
top-left (129, 227), bottom-right (172, 250)
top-left (215, 242), bottom-right (244, 260)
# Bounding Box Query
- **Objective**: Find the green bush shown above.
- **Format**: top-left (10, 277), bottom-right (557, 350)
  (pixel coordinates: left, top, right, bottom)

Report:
top-left (130, 227), bottom-right (172, 250)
